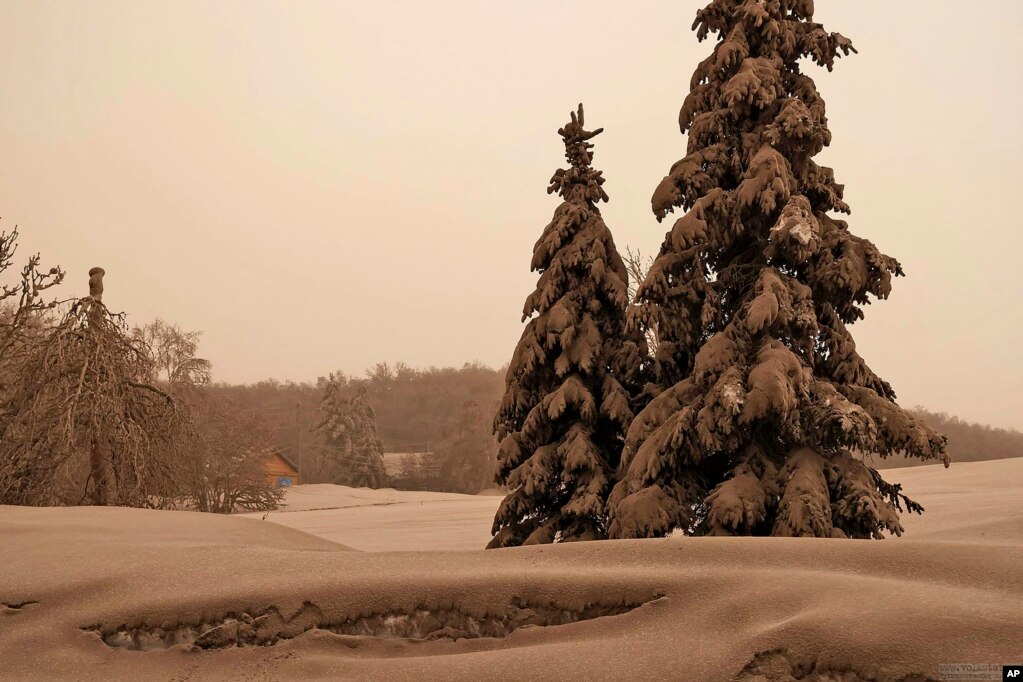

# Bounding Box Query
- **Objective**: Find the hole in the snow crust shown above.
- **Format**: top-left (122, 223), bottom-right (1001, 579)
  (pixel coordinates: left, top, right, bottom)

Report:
top-left (2, 600), bottom-right (39, 615)
top-left (85, 596), bottom-right (661, 651)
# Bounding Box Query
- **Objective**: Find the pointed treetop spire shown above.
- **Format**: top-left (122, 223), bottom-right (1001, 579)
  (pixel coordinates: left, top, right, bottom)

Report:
top-left (548, 104), bottom-right (609, 205)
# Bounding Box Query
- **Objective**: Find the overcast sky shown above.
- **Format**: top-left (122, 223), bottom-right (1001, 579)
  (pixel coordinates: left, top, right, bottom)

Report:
top-left (1, 1), bottom-right (1020, 429)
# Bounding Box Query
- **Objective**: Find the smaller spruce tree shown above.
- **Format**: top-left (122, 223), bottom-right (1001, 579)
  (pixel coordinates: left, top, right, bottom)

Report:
top-left (489, 105), bottom-right (646, 548)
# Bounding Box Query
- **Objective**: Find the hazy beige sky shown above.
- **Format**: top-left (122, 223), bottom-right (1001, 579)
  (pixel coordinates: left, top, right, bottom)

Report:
top-left (1, 1), bottom-right (1021, 429)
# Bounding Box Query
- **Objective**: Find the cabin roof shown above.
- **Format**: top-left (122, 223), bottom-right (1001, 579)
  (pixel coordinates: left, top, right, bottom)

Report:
top-left (269, 450), bottom-right (299, 473)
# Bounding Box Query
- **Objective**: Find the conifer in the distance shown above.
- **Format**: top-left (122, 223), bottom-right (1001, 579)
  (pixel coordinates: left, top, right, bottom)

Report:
top-left (315, 374), bottom-right (388, 488)
top-left (609, 1), bottom-right (947, 540)
top-left (489, 105), bottom-right (645, 548)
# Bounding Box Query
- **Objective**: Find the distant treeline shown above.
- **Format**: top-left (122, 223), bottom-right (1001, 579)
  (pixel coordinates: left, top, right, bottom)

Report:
top-left (874, 407), bottom-right (1023, 469)
top-left (208, 362), bottom-right (504, 484)
top-left (210, 363), bottom-right (1022, 481)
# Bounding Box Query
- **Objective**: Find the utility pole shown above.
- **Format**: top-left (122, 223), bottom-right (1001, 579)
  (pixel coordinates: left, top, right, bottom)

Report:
top-left (423, 440), bottom-right (430, 492)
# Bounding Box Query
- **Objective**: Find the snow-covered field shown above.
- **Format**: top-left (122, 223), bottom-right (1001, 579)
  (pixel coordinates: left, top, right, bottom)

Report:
top-left (2, 459), bottom-right (1022, 681)
top-left (240, 484), bottom-right (504, 551)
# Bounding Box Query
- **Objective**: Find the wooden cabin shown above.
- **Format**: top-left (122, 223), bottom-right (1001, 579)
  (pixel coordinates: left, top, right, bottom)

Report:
top-left (264, 451), bottom-right (300, 488)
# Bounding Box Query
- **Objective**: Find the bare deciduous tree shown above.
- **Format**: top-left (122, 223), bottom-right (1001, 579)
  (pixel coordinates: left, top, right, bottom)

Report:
top-left (0, 223), bottom-right (64, 362)
top-left (0, 269), bottom-right (193, 507)
top-left (132, 318), bottom-right (212, 388)
top-left (623, 246), bottom-right (659, 353)
top-left (434, 400), bottom-right (496, 494)
top-left (179, 392), bottom-right (283, 513)
top-left (130, 316), bottom-right (280, 513)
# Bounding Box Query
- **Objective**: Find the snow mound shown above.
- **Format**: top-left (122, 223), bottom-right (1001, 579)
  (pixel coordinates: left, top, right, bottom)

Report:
top-left (2, 459), bottom-right (1022, 680)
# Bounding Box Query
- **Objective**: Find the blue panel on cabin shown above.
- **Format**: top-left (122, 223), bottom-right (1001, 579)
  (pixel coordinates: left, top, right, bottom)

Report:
top-left (276, 476), bottom-right (293, 487)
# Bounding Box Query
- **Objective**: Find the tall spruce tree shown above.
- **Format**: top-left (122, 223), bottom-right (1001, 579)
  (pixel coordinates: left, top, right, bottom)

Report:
top-left (489, 105), bottom-right (645, 548)
top-left (315, 374), bottom-right (387, 488)
top-left (608, 1), bottom-right (947, 540)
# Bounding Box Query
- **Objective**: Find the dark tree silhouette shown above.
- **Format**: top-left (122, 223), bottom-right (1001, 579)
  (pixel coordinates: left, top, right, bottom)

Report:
top-left (489, 105), bottom-right (646, 548)
top-left (434, 400), bottom-right (496, 494)
top-left (609, 1), bottom-right (947, 540)
top-left (315, 373), bottom-right (387, 488)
